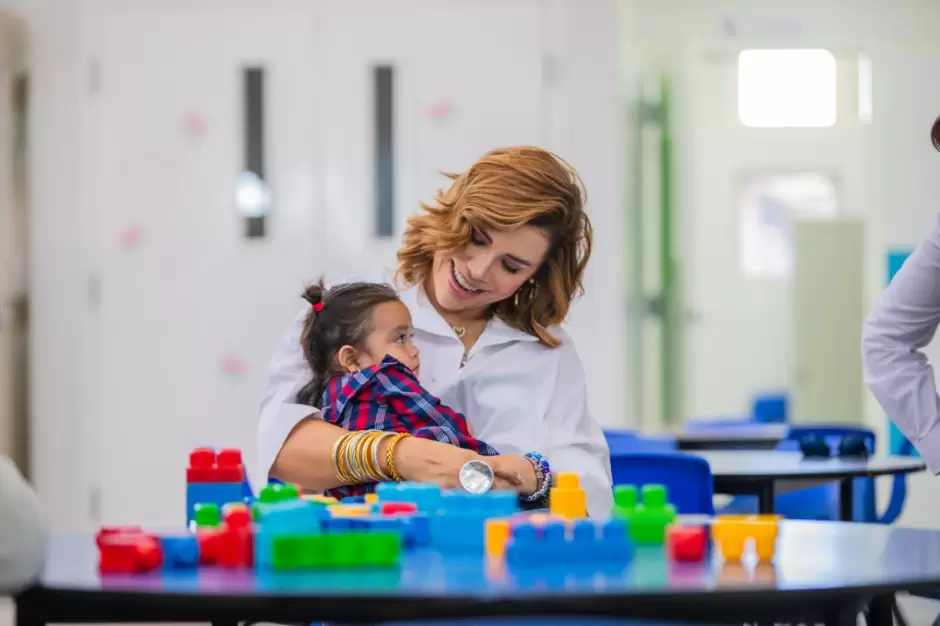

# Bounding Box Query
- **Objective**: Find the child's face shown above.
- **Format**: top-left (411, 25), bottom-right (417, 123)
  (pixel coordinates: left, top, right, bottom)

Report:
top-left (357, 300), bottom-right (421, 377)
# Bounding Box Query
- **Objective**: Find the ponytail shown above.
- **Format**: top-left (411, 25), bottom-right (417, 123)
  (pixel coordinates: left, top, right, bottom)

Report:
top-left (294, 278), bottom-right (401, 407)
top-left (296, 279), bottom-right (328, 406)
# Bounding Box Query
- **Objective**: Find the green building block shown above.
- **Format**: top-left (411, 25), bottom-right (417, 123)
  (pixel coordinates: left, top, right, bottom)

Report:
top-left (271, 532), bottom-right (401, 570)
top-left (193, 503), bottom-right (220, 528)
top-left (611, 483), bottom-right (677, 545)
top-left (260, 483), bottom-right (299, 503)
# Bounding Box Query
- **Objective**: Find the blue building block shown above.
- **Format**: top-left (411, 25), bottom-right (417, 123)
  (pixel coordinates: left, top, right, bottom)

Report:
top-left (255, 499), bottom-right (326, 534)
top-left (505, 518), bottom-right (633, 568)
top-left (186, 482), bottom-right (244, 526)
top-left (376, 481), bottom-right (443, 512)
top-left (159, 534), bottom-right (200, 569)
top-left (429, 490), bottom-right (520, 551)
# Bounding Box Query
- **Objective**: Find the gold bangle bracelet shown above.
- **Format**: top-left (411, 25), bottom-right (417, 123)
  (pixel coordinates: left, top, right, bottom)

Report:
top-left (385, 432), bottom-right (410, 482)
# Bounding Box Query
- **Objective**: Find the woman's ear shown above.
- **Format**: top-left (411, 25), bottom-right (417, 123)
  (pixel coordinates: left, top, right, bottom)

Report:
top-left (336, 345), bottom-right (361, 373)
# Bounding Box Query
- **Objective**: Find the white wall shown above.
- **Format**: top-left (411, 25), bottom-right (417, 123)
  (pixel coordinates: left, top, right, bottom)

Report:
top-left (8, 0), bottom-right (626, 529)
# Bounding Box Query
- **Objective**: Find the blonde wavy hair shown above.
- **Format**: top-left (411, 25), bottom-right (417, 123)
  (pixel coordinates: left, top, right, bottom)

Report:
top-left (396, 146), bottom-right (592, 347)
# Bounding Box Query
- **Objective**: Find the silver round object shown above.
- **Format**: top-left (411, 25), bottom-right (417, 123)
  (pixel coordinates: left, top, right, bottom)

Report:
top-left (459, 459), bottom-right (495, 494)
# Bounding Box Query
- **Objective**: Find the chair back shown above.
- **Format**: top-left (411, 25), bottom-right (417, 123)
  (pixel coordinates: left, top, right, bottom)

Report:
top-left (610, 452), bottom-right (715, 515)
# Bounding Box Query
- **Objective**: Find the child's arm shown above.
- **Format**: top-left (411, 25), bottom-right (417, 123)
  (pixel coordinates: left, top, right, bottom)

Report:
top-left (0, 455), bottom-right (46, 594)
top-left (371, 363), bottom-right (497, 455)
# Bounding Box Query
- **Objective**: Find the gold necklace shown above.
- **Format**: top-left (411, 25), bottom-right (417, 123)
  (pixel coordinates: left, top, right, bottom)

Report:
top-left (452, 325), bottom-right (467, 339)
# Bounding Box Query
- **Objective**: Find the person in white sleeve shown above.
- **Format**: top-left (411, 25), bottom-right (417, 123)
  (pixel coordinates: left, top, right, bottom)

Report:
top-left (863, 115), bottom-right (940, 471)
top-left (259, 146), bottom-right (613, 517)
top-left (0, 455), bottom-right (46, 594)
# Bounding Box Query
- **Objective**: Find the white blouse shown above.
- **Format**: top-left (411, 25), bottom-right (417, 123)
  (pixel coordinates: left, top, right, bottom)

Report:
top-left (258, 272), bottom-right (613, 517)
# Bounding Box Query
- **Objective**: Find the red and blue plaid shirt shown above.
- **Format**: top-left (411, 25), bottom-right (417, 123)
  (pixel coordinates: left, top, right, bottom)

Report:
top-left (320, 355), bottom-right (498, 499)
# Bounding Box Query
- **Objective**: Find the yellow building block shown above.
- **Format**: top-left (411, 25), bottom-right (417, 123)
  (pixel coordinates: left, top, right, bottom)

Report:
top-left (327, 503), bottom-right (371, 517)
top-left (550, 472), bottom-right (587, 520)
top-left (365, 493), bottom-right (379, 505)
top-left (304, 494), bottom-right (339, 505)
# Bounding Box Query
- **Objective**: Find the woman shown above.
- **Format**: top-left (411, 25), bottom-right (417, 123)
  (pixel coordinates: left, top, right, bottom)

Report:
top-left (0, 455), bottom-right (46, 594)
top-left (259, 146), bottom-right (613, 516)
top-left (862, 116), bottom-right (940, 474)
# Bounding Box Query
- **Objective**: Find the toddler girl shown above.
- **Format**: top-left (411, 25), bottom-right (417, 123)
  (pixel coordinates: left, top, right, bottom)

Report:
top-left (296, 280), bottom-right (498, 499)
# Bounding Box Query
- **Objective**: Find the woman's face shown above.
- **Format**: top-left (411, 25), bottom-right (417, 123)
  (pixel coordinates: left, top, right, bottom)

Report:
top-left (429, 225), bottom-right (550, 314)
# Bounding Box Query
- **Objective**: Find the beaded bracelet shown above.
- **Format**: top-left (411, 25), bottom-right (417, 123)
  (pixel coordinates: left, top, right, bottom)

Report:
top-left (522, 451), bottom-right (551, 503)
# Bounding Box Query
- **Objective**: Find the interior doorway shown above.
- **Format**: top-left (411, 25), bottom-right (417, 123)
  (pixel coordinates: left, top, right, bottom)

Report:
top-left (0, 11), bottom-right (30, 477)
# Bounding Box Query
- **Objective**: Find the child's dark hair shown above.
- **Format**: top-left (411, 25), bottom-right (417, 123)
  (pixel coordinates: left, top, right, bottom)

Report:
top-left (296, 279), bottom-right (400, 406)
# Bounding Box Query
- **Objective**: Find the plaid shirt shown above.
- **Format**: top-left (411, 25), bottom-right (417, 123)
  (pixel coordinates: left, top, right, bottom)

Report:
top-left (320, 355), bottom-right (498, 499)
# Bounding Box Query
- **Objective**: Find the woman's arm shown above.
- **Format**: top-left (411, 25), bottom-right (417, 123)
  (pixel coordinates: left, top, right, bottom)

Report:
top-left (543, 333), bottom-right (613, 517)
top-left (0, 455), bottom-right (46, 594)
top-left (863, 213), bottom-right (940, 472)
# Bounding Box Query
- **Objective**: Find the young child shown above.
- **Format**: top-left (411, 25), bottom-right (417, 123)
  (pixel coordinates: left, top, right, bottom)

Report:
top-left (297, 280), bottom-right (499, 499)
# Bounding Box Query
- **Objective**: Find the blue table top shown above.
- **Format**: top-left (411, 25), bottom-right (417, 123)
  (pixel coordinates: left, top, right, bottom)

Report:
top-left (37, 520), bottom-right (940, 598)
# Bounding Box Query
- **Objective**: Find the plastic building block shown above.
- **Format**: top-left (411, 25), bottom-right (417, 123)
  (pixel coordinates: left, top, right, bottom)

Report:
top-left (503, 517), bottom-right (631, 567)
top-left (194, 503), bottom-right (221, 528)
top-left (329, 504), bottom-right (372, 517)
top-left (269, 531), bottom-right (401, 570)
top-left (159, 534), bottom-right (200, 569)
top-left (196, 528), bottom-right (222, 565)
top-left (376, 481), bottom-right (443, 512)
top-left (667, 526), bottom-right (708, 562)
top-left (97, 528), bottom-right (163, 573)
top-left (365, 493), bottom-right (379, 505)
top-left (549, 473), bottom-right (588, 520)
top-left (260, 482), bottom-right (300, 503)
top-left (485, 519), bottom-right (511, 557)
top-left (187, 482), bottom-right (243, 526)
top-left (611, 483), bottom-right (677, 545)
top-left (381, 502), bottom-right (418, 516)
top-left (187, 448), bottom-right (246, 483)
top-left (304, 494), bottom-right (338, 505)
top-left (429, 489), bottom-right (519, 551)
top-left (712, 514), bottom-right (781, 562)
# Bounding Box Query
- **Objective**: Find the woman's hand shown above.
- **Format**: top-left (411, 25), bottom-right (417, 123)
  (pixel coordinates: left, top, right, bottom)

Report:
top-left (488, 454), bottom-right (540, 495)
top-left (387, 437), bottom-right (527, 491)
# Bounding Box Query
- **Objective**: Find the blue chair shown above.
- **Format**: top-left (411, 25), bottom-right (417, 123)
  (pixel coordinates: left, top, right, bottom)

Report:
top-left (610, 452), bottom-right (715, 515)
top-left (752, 392), bottom-right (788, 423)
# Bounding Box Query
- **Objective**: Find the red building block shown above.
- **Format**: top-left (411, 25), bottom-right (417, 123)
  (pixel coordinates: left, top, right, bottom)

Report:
top-left (381, 502), bottom-right (418, 516)
top-left (96, 529), bottom-right (163, 573)
top-left (197, 528), bottom-right (222, 565)
top-left (667, 525), bottom-right (708, 562)
top-left (187, 447), bottom-right (246, 483)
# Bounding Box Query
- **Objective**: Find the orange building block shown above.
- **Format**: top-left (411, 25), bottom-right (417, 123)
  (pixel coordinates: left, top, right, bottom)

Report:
top-left (485, 519), bottom-right (511, 557)
top-left (550, 473), bottom-right (588, 520)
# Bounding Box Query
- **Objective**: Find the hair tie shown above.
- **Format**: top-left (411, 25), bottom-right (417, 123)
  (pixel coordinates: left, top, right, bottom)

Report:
top-left (313, 302), bottom-right (324, 313)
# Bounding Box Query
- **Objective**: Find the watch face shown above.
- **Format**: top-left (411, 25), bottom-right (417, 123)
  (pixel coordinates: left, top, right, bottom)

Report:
top-left (459, 459), bottom-right (495, 494)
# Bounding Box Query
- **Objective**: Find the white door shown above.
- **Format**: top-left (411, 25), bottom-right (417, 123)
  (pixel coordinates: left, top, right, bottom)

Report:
top-left (88, 3), bottom-right (320, 526)
top-left (0, 17), bottom-right (28, 473)
top-left (88, 0), bottom-right (548, 526)
top-left (793, 218), bottom-right (865, 423)
top-left (317, 0), bottom-right (544, 271)
top-left (676, 46), bottom-right (868, 421)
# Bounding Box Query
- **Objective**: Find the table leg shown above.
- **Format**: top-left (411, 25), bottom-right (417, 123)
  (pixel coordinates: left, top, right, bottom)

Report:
top-left (866, 594), bottom-right (896, 626)
top-left (839, 478), bottom-right (854, 521)
top-left (758, 483), bottom-right (775, 514)
top-left (14, 604), bottom-right (43, 626)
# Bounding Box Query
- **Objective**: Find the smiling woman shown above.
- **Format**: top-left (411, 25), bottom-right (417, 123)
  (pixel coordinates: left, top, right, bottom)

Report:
top-left (259, 146), bottom-right (613, 517)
